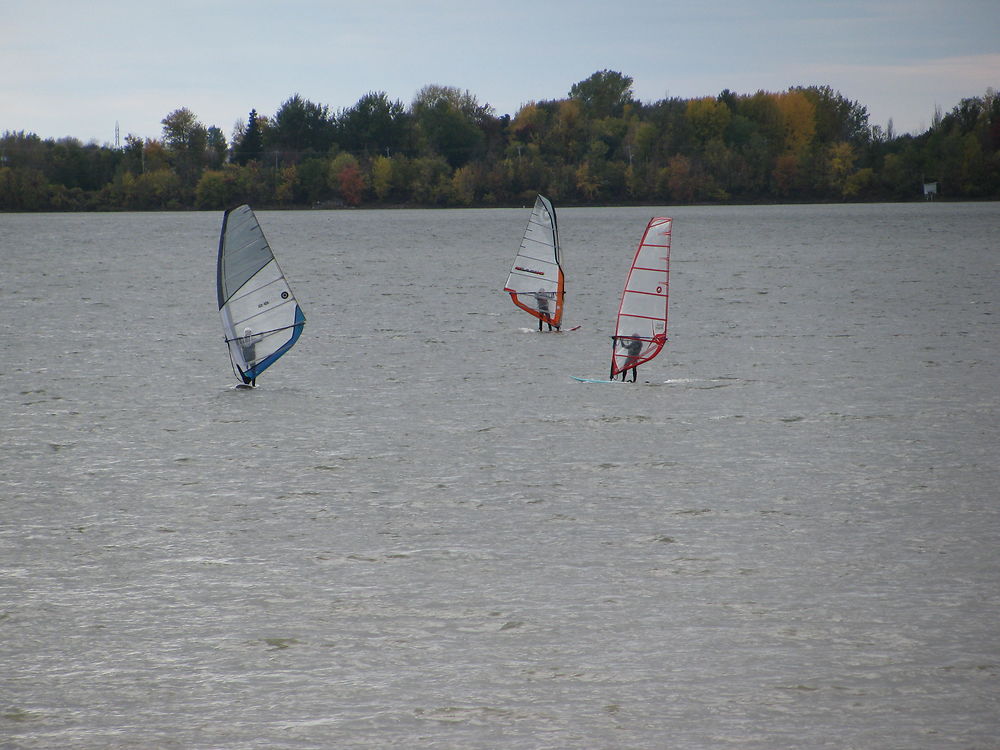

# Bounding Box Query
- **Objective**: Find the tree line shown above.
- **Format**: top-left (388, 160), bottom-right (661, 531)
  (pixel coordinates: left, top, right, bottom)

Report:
top-left (2, 70), bottom-right (998, 211)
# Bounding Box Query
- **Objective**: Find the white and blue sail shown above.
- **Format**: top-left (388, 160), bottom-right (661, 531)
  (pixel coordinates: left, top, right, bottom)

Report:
top-left (217, 205), bottom-right (305, 385)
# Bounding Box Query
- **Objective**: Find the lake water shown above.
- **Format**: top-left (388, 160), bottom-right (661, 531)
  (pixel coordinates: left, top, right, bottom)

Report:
top-left (2, 202), bottom-right (998, 749)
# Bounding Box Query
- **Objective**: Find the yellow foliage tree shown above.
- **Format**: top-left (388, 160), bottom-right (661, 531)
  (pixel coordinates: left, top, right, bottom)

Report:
top-left (372, 155), bottom-right (393, 200)
top-left (275, 165), bottom-right (297, 205)
top-left (575, 161), bottom-right (600, 200)
top-left (826, 141), bottom-right (856, 195)
top-left (510, 103), bottom-right (548, 143)
top-left (451, 163), bottom-right (480, 205)
top-left (774, 90), bottom-right (816, 156)
top-left (686, 97), bottom-right (731, 145)
top-left (552, 99), bottom-right (585, 155)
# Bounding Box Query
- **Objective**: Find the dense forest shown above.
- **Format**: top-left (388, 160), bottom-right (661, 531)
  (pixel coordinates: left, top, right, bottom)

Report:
top-left (2, 70), bottom-right (998, 211)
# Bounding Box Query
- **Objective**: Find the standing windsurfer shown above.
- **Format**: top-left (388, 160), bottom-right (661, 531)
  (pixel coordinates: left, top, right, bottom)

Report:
top-left (535, 289), bottom-right (556, 331)
top-left (240, 327), bottom-right (257, 386)
top-left (615, 334), bottom-right (643, 382)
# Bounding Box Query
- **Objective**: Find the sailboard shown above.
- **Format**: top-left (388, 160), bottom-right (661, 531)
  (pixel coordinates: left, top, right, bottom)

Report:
top-left (217, 204), bottom-right (306, 386)
top-left (608, 217), bottom-right (672, 380)
top-left (504, 194), bottom-right (564, 330)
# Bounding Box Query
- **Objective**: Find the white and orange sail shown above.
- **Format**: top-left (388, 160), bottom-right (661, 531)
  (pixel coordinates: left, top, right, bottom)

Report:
top-left (504, 194), bottom-right (564, 329)
top-left (611, 217), bottom-right (672, 378)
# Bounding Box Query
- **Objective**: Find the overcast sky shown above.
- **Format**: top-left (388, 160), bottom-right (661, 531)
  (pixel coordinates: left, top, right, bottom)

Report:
top-left (3, 0), bottom-right (997, 145)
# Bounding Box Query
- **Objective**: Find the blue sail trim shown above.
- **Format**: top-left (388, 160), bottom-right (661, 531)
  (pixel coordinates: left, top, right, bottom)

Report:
top-left (243, 306), bottom-right (306, 380)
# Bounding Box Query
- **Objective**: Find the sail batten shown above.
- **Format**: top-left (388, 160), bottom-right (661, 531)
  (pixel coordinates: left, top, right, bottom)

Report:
top-left (504, 194), bottom-right (564, 329)
top-left (217, 205), bottom-right (305, 384)
top-left (611, 217), bottom-right (671, 378)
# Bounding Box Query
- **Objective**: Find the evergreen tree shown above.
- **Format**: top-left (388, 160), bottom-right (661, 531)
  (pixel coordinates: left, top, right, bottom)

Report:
top-left (234, 109), bottom-right (264, 165)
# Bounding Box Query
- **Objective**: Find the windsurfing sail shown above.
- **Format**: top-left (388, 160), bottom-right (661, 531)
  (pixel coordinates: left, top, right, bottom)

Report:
top-left (217, 204), bottom-right (306, 384)
top-left (610, 217), bottom-right (671, 378)
top-left (504, 194), bottom-right (564, 329)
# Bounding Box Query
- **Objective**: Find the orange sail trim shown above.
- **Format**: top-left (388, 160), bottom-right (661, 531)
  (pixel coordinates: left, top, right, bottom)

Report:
top-left (610, 217), bottom-right (672, 377)
top-left (507, 267), bottom-right (565, 328)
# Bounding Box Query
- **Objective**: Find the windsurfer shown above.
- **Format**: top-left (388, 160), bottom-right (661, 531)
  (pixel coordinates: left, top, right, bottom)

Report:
top-left (616, 334), bottom-right (643, 382)
top-left (535, 289), bottom-right (556, 331)
top-left (240, 327), bottom-right (257, 386)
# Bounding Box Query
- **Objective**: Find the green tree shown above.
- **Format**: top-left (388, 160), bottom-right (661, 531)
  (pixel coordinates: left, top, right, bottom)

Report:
top-left (119, 134), bottom-right (146, 176)
top-left (196, 167), bottom-right (240, 209)
top-left (268, 94), bottom-right (334, 160)
top-left (412, 84), bottom-right (494, 123)
top-left (337, 91), bottom-right (410, 155)
top-left (296, 157), bottom-right (331, 204)
top-left (161, 107), bottom-right (208, 186)
top-left (406, 155), bottom-right (452, 204)
top-left (412, 85), bottom-right (489, 168)
top-left (569, 70), bottom-right (634, 118)
top-left (129, 168), bottom-right (183, 209)
top-left (233, 109), bottom-right (265, 165)
top-left (206, 126), bottom-right (228, 168)
top-left (414, 98), bottom-right (484, 168)
top-left (0, 166), bottom-right (46, 209)
top-left (796, 85), bottom-right (869, 145)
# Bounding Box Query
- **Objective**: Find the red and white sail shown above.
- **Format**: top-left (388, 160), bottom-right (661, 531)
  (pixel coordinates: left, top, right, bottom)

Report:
top-left (504, 194), bottom-right (564, 329)
top-left (611, 217), bottom-right (671, 377)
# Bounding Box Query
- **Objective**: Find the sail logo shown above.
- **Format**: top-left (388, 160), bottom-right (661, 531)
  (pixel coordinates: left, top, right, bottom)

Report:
top-left (515, 265), bottom-right (545, 275)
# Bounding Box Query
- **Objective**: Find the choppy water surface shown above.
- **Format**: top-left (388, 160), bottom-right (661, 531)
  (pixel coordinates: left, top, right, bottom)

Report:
top-left (2, 203), bottom-right (998, 749)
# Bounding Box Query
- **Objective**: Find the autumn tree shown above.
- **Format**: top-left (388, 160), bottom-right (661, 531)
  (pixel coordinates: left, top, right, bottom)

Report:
top-left (509, 102), bottom-right (550, 146)
top-left (371, 154), bottom-right (393, 200)
top-left (686, 97), bottom-right (732, 146)
top-left (328, 152), bottom-right (366, 206)
top-left (773, 89), bottom-right (816, 157)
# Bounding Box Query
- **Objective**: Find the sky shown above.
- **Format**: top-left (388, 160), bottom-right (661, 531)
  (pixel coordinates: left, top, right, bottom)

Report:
top-left (3, 0), bottom-right (998, 145)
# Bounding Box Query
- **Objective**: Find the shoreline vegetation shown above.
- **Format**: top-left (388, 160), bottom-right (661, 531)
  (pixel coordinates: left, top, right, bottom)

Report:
top-left (2, 71), bottom-right (998, 212)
